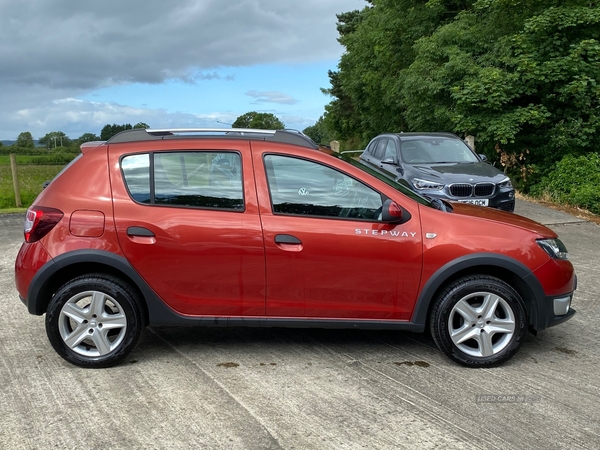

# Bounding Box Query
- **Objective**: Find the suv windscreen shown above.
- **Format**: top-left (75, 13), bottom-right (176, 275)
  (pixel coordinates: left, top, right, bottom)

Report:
top-left (401, 138), bottom-right (479, 164)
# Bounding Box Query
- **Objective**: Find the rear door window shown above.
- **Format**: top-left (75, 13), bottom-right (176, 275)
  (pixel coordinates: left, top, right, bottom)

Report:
top-left (121, 151), bottom-right (244, 210)
top-left (373, 139), bottom-right (388, 160)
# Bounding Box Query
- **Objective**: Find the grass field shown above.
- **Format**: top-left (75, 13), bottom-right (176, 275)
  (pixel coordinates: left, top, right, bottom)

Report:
top-left (0, 153), bottom-right (76, 165)
top-left (0, 164), bottom-right (65, 209)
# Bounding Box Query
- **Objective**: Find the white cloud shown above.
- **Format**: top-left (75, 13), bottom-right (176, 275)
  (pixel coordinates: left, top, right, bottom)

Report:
top-left (0, 97), bottom-right (315, 139)
top-left (246, 90), bottom-right (297, 105)
top-left (0, 98), bottom-right (231, 139)
top-left (0, 0), bottom-right (362, 88)
top-left (0, 0), bottom-right (366, 138)
top-left (279, 114), bottom-right (320, 132)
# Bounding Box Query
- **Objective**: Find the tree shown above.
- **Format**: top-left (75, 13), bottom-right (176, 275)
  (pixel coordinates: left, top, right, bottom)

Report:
top-left (324, 0), bottom-right (600, 188)
top-left (402, 1), bottom-right (600, 185)
top-left (133, 122), bottom-right (150, 129)
top-left (76, 133), bottom-right (101, 145)
top-left (323, 1), bottom-right (470, 146)
top-left (232, 112), bottom-right (285, 130)
top-left (15, 131), bottom-right (35, 149)
top-left (303, 116), bottom-right (335, 145)
top-left (100, 123), bottom-right (133, 140)
top-left (39, 131), bottom-right (72, 149)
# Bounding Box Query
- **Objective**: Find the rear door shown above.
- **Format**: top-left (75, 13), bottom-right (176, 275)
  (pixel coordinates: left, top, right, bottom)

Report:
top-left (109, 140), bottom-right (265, 316)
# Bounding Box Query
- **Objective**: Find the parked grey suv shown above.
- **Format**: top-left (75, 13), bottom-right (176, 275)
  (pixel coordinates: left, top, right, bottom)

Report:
top-left (359, 132), bottom-right (515, 211)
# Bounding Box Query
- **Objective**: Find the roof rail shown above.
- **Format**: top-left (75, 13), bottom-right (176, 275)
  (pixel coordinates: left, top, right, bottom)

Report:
top-left (148, 128), bottom-right (277, 135)
top-left (106, 127), bottom-right (318, 149)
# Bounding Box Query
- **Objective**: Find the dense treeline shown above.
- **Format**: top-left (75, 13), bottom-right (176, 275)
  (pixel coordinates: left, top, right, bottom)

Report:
top-left (2, 122), bottom-right (150, 155)
top-left (316, 0), bottom-right (600, 196)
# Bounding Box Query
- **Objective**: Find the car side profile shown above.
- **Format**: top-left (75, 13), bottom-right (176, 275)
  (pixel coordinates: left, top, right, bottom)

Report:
top-left (15, 128), bottom-right (575, 368)
top-left (359, 132), bottom-right (516, 211)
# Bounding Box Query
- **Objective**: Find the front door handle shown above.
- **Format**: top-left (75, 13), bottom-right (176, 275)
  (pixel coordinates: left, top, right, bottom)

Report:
top-left (274, 234), bottom-right (303, 252)
top-left (275, 234), bottom-right (302, 245)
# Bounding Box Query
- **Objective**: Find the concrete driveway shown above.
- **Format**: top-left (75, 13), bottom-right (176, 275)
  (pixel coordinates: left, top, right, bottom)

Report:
top-left (1, 201), bottom-right (598, 449)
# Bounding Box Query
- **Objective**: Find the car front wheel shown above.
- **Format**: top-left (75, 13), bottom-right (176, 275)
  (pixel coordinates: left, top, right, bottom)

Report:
top-left (45, 275), bottom-right (144, 368)
top-left (430, 275), bottom-right (527, 367)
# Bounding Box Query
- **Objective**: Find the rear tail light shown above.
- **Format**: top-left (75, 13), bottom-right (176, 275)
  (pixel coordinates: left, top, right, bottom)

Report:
top-left (24, 206), bottom-right (64, 243)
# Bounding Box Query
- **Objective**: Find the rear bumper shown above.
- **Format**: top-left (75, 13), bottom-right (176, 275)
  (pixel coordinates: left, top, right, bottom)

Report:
top-left (15, 241), bottom-right (53, 313)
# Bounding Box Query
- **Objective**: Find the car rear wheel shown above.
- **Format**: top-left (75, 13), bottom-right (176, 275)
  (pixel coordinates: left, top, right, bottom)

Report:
top-left (45, 274), bottom-right (144, 368)
top-left (430, 275), bottom-right (527, 367)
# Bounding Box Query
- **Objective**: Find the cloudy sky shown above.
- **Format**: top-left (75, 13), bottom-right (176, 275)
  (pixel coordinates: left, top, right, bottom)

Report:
top-left (0, 0), bottom-right (366, 140)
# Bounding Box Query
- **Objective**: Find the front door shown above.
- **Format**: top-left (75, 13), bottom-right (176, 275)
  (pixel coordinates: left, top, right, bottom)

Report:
top-left (256, 153), bottom-right (422, 320)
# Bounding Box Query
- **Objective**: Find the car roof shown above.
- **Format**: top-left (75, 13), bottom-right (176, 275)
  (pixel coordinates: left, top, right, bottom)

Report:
top-left (105, 128), bottom-right (319, 149)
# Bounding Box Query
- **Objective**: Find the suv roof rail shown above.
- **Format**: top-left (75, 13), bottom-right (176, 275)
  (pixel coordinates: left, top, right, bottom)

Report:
top-left (392, 131), bottom-right (459, 139)
top-left (106, 128), bottom-right (318, 149)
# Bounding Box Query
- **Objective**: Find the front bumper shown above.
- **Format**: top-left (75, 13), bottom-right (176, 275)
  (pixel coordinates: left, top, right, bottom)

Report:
top-left (545, 297), bottom-right (576, 328)
top-left (420, 188), bottom-right (515, 212)
top-left (532, 273), bottom-right (577, 332)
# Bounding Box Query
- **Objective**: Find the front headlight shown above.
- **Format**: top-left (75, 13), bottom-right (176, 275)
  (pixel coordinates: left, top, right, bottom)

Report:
top-left (412, 178), bottom-right (444, 191)
top-left (537, 238), bottom-right (569, 260)
top-left (498, 177), bottom-right (513, 189)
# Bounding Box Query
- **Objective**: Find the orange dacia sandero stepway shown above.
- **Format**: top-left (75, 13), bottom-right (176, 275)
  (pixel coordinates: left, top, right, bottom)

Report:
top-left (15, 128), bottom-right (576, 368)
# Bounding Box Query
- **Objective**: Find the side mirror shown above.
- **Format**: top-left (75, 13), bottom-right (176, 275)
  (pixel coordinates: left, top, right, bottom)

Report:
top-left (479, 154), bottom-right (487, 162)
top-left (381, 157), bottom-right (403, 175)
top-left (381, 199), bottom-right (403, 223)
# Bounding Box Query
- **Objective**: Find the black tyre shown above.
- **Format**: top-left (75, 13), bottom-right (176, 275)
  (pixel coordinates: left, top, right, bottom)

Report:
top-left (45, 274), bottom-right (145, 368)
top-left (430, 275), bottom-right (527, 367)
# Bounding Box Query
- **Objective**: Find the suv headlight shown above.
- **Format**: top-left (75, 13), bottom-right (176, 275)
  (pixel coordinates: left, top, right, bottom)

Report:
top-left (498, 177), bottom-right (513, 189)
top-left (412, 178), bottom-right (444, 191)
top-left (537, 238), bottom-right (569, 260)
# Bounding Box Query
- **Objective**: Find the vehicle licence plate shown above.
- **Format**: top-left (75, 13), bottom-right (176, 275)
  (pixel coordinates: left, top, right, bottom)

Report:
top-left (459, 199), bottom-right (489, 206)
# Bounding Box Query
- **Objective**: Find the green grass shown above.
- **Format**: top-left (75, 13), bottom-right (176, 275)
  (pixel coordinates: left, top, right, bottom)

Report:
top-left (0, 152), bottom-right (77, 165)
top-left (0, 208), bottom-right (27, 214)
top-left (0, 164), bottom-right (65, 209)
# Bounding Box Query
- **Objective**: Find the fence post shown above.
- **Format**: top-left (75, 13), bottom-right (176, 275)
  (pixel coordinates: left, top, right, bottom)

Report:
top-left (9, 153), bottom-right (22, 208)
top-left (465, 135), bottom-right (475, 151)
top-left (330, 140), bottom-right (340, 153)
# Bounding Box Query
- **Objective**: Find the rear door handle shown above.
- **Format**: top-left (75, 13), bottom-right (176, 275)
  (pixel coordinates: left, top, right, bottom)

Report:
top-left (127, 226), bottom-right (155, 237)
top-left (126, 226), bottom-right (156, 244)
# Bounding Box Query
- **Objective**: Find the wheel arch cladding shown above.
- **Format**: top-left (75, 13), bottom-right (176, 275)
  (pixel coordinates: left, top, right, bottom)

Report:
top-left (26, 250), bottom-right (149, 325)
top-left (411, 253), bottom-right (545, 329)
